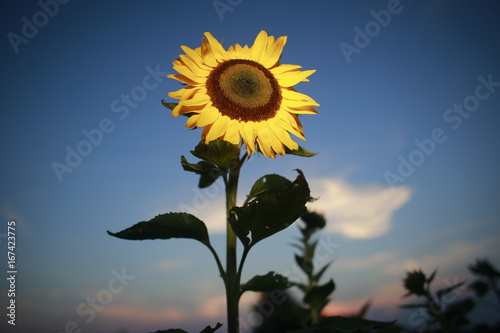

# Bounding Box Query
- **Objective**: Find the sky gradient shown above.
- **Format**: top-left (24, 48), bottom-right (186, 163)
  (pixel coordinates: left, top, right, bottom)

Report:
top-left (1, 1), bottom-right (500, 332)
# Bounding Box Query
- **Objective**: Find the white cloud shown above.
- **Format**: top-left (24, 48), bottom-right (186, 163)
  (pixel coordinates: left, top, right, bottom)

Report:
top-left (307, 178), bottom-right (412, 239)
top-left (157, 258), bottom-right (190, 270)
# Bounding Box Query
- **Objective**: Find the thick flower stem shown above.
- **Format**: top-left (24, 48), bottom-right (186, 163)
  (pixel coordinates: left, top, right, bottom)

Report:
top-left (225, 159), bottom-right (243, 333)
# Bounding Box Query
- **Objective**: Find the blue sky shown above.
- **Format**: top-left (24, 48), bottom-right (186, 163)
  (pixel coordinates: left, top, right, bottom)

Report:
top-left (1, 1), bottom-right (500, 332)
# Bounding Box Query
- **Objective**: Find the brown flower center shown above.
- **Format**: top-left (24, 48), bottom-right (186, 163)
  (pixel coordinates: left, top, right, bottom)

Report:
top-left (206, 59), bottom-right (281, 122)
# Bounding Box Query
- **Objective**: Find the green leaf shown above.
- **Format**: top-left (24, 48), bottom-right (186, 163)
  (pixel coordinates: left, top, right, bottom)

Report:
top-left (180, 156), bottom-right (218, 173)
top-left (200, 322), bottom-right (223, 333)
top-left (241, 271), bottom-right (291, 293)
top-left (285, 145), bottom-right (317, 157)
top-left (245, 174), bottom-right (292, 204)
top-left (303, 279), bottom-right (335, 308)
top-left (229, 170), bottom-right (310, 247)
top-left (290, 316), bottom-right (397, 333)
top-left (107, 212), bottom-right (211, 247)
top-left (191, 139), bottom-right (241, 170)
top-left (161, 100), bottom-right (178, 111)
top-left (180, 156), bottom-right (221, 188)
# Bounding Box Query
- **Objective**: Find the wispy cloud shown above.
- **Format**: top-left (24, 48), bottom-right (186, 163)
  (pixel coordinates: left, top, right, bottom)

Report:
top-left (307, 178), bottom-right (412, 239)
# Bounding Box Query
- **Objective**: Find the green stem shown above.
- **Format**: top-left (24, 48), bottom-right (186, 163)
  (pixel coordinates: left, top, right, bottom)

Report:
top-left (225, 158), bottom-right (244, 333)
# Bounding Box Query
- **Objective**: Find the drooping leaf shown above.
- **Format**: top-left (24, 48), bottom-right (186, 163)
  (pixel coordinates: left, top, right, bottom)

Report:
top-left (245, 174), bottom-right (292, 204)
top-left (180, 156), bottom-right (221, 188)
top-left (303, 279), bottom-right (335, 308)
top-left (285, 145), bottom-right (317, 157)
top-left (229, 170), bottom-right (310, 247)
top-left (200, 322), bottom-right (223, 333)
top-left (241, 271), bottom-right (291, 293)
top-left (107, 212), bottom-right (211, 247)
top-left (180, 156), bottom-right (219, 173)
top-left (161, 100), bottom-right (178, 111)
top-left (191, 139), bottom-right (241, 170)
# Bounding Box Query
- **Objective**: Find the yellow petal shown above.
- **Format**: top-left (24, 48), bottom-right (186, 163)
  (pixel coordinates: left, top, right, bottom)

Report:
top-left (201, 38), bottom-right (218, 67)
top-left (256, 127), bottom-right (274, 158)
top-left (180, 45), bottom-right (205, 68)
top-left (277, 111), bottom-right (305, 140)
top-left (182, 92), bottom-right (211, 106)
top-left (241, 121), bottom-right (256, 152)
top-left (276, 69), bottom-right (316, 87)
top-left (185, 114), bottom-right (200, 128)
top-left (283, 104), bottom-right (318, 114)
top-left (179, 54), bottom-right (210, 78)
top-left (269, 119), bottom-right (299, 150)
top-left (197, 105), bottom-right (220, 127)
top-left (251, 31), bottom-right (268, 62)
top-left (282, 88), bottom-right (319, 106)
top-left (260, 36), bottom-right (287, 68)
top-left (270, 64), bottom-right (303, 75)
top-left (205, 115), bottom-right (230, 142)
top-left (173, 63), bottom-right (205, 82)
top-left (167, 74), bottom-right (199, 86)
top-left (222, 120), bottom-right (241, 144)
top-left (171, 103), bottom-right (204, 117)
top-left (204, 32), bottom-right (228, 61)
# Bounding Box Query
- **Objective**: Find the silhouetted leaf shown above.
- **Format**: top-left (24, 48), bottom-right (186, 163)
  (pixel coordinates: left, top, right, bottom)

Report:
top-left (149, 323), bottom-right (222, 333)
top-left (436, 281), bottom-right (465, 299)
top-left (468, 280), bottom-right (490, 297)
top-left (180, 156), bottom-right (221, 188)
top-left (241, 271), bottom-right (291, 293)
top-left (468, 258), bottom-right (500, 277)
top-left (290, 316), bottom-right (397, 333)
top-left (230, 170), bottom-right (310, 247)
top-left (354, 299), bottom-right (371, 319)
top-left (313, 263), bottom-right (332, 283)
top-left (108, 213), bottom-right (211, 247)
top-left (246, 174), bottom-right (291, 204)
top-left (200, 322), bottom-right (223, 333)
top-left (295, 254), bottom-right (314, 277)
top-left (427, 268), bottom-right (437, 284)
top-left (303, 279), bottom-right (335, 308)
top-left (271, 307), bottom-right (311, 328)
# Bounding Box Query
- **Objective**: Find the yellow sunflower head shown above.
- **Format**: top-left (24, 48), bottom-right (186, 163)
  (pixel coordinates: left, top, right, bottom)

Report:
top-left (168, 31), bottom-right (319, 158)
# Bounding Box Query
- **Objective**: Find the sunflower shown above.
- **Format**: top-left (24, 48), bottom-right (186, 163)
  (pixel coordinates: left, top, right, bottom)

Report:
top-left (168, 31), bottom-right (319, 158)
